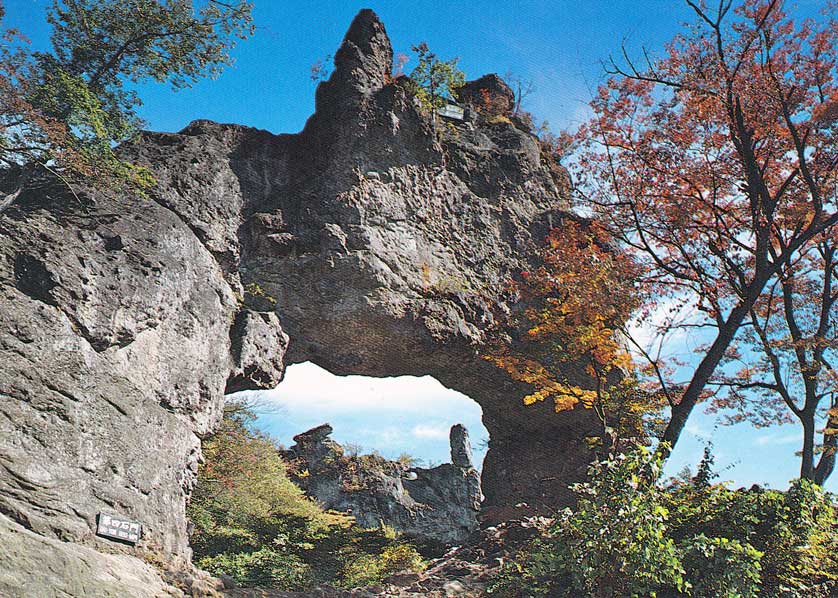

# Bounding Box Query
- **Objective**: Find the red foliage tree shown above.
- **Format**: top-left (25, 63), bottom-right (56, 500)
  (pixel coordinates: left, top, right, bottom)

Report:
top-left (575, 0), bottom-right (838, 458)
top-left (712, 233), bottom-right (838, 483)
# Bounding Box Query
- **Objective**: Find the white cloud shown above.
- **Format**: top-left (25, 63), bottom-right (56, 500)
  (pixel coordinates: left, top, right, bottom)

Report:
top-left (755, 432), bottom-right (800, 447)
top-left (240, 361), bottom-right (477, 416)
top-left (412, 424), bottom-right (450, 440)
top-left (234, 362), bottom-right (490, 467)
top-left (685, 422), bottom-right (710, 440)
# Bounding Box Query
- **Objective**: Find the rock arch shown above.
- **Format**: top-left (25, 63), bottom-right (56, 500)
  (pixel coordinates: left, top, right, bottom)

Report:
top-left (125, 8), bottom-right (603, 514)
top-left (0, 9), bottom-right (601, 595)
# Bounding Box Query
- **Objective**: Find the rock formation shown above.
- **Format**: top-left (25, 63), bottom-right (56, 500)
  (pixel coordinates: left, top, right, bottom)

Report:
top-left (0, 8), bottom-right (602, 596)
top-left (282, 424), bottom-right (481, 545)
top-left (0, 163), bottom-right (283, 595)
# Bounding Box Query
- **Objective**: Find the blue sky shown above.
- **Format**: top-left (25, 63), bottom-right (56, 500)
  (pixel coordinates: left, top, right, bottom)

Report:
top-left (4, 1), bottom-right (834, 491)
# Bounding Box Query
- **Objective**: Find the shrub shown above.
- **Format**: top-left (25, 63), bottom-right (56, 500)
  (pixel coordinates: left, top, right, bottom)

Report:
top-left (490, 447), bottom-right (687, 598)
top-left (488, 114), bottom-right (512, 125)
top-left (680, 535), bottom-right (762, 598)
top-left (189, 407), bottom-right (426, 591)
top-left (339, 542), bottom-right (427, 588)
top-left (665, 478), bottom-right (838, 595)
top-left (490, 447), bottom-right (838, 598)
top-left (198, 548), bottom-right (313, 589)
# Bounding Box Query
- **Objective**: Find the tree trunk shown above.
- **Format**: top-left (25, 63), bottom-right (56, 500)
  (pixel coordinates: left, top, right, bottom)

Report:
top-left (801, 414), bottom-right (816, 481)
top-left (814, 411), bottom-right (838, 485)
top-left (659, 302), bottom-right (753, 457)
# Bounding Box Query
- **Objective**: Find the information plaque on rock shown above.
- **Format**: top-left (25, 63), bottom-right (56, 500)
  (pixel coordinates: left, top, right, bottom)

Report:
top-left (96, 512), bottom-right (142, 544)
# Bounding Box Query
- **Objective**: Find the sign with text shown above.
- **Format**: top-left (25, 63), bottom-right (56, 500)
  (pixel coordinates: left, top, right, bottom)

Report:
top-left (96, 512), bottom-right (142, 544)
top-left (437, 104), bottom-right (465, 121)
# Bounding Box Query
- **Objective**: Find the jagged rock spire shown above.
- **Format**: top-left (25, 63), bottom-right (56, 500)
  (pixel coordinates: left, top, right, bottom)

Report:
top-left (450, 424), bottom-right (473, 468)
top-left (314, 9), bottom-right (393, 113)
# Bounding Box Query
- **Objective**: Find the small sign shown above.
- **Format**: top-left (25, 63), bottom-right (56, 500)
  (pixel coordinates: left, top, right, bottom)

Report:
top-left (437, 104), bottom-right (465, 121)
top-left (96, 512), bottom-right (142, 544)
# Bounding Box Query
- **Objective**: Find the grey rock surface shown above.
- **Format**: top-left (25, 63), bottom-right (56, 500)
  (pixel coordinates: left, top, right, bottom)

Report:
top-left (0, 513), bottom-right (185, 598)
top-left (121, 8), bottom-right (598, 516)
top-left (0, 8), bottom-right (602, 594)
top-left (282, 424), bottom-right (482, 545)
top-left (0, 166), bottom-right (284, 591)
top-left (449, 424), bottom-right (472, 469)
top-left (455, 73), bottom-right (515, 115)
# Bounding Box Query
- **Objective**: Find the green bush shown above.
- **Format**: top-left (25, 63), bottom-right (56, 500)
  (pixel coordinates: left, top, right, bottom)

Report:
top-left (188, 407), bottom-right (426, 591)
top-left (679, 535), bottom-right (762, 598)
top-left (490, 447), bottom-right (688, 598)
top-left (198, 548), bottom-right (313, 589)
top-left (665, 478), bottom-right (838, 596)
top-left (489, 447), bottom-right (838, 598)
top-left (340, 542), bottom-right (427, 588)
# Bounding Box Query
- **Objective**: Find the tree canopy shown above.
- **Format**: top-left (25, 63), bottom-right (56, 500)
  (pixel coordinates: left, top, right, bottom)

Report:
top-left (570, 0), bottom-right (838, 464)
top-left (486, 217), bottom-right (656, 452)
top-left (407, 42), bottom-right (464, 121)
top-left (0, 0), bottom-right (253, 206)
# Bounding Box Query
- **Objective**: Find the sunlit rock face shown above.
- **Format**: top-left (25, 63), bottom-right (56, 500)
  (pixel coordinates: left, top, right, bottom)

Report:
top-left (281, 423), bottom-right (481, 545)
top-left (0, 8), bottom-right (600, 595)
top-left (126, 8), bottom-right (596, 514)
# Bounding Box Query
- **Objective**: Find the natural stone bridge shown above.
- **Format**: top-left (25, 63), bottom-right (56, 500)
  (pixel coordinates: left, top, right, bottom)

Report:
top-left (0, 9), bottom-right (600, 596)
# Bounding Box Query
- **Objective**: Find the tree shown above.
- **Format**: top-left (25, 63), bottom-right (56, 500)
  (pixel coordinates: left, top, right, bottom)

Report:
top-left (407, 42), bottom-right (464, 126)
top-left (485, 217), bottom-right (656, 452)
top-left (712, 233), bottom-right (838, 484)
top-left (0, 0), bottom-right (254, 208)
top-left (574, 0), bottom-right (838, 459)
top-left (503, 70), bottom-right (535, 116)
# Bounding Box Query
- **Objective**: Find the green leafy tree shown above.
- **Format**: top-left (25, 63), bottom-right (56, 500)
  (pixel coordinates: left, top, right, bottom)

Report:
top-left (0, 0), bottom-right (253, 208)
top-left (407, 42), bottom-right (464, 126)
top-left (489, 447), bottom-right (838, 598)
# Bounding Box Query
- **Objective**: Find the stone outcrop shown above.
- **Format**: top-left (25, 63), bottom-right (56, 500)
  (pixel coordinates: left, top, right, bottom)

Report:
top-left (454, 73), bottom-right (516, 115)
top-left (0, 7), bottom-right (603, 595)
top-left (117, 8), bottom-right (599, 520)
top-left (282, 424), bottom-right (481, 545)
top-left (0, 161), bottom-right (285, 594)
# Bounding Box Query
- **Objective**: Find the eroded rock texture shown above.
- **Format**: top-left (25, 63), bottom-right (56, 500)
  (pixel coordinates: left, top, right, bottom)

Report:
top-left (0, 8), bottom-right (600, 596)
top-left (0, 172), bottom-right (285, 594)
top-left (123, 8), bottom-right (600, 515)
top-left (282, 424), bottom-right (481, 545)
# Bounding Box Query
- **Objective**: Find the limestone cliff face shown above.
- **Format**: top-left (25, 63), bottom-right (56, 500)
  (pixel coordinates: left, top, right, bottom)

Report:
top-left (282, 424), bottom-right (481, 545)
top-left (0, 8), bottom-right (600, 596)
top-left (0, 167), bottom-right (286, 595)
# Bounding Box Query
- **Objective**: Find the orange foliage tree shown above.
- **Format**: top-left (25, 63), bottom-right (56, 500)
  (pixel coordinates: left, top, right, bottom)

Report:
top-left (574, 0), bottom-right (838, 459)
top-left (485, 217), bottom-right (655, 450)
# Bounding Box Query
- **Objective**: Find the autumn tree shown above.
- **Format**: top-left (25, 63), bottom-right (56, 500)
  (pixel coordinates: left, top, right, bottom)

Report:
top-left (712, 233), bottom-right (838, 484)
top-left (503, 70), bottom-right (535, 116)
top-left (486, 217), bottom-right (655, 452)
top-left (0, 0), bottom-right (254, 209)
top-left (574, 0), bottom-right (838, 458)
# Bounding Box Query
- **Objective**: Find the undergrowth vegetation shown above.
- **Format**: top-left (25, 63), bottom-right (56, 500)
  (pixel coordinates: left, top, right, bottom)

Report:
top-left (489, 447), bottom-right (838, 598)
top-left (187, 407), bottom-right (426, 590)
